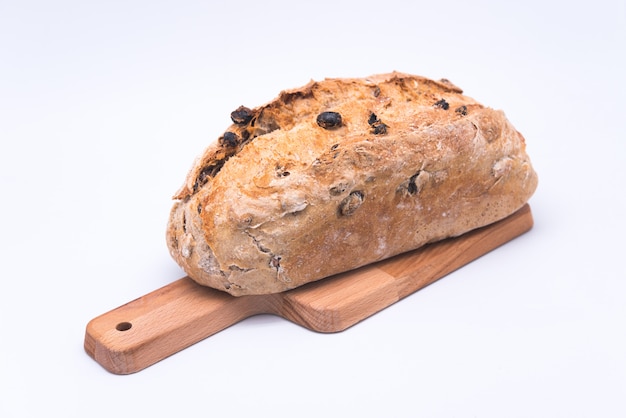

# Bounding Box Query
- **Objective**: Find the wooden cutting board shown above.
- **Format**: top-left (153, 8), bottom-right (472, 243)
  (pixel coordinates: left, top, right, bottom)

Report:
top-left (84, 204), bottom-right (533, 374)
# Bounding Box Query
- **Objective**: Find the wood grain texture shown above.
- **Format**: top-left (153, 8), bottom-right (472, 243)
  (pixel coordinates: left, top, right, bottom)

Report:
top-left (85, 204), bottom-right (533, 374)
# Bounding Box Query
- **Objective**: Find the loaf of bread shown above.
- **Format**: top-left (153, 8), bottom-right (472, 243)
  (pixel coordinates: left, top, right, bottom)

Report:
top-left (166, 72), bottom-right (537, 296)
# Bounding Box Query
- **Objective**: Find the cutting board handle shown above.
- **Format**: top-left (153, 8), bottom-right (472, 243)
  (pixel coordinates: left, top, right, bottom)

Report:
top-left (84, 278), bottom-right (273, 374)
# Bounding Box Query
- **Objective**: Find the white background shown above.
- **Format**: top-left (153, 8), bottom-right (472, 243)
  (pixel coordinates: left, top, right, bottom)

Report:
top-left (1, 0), bottom-right (625, 416)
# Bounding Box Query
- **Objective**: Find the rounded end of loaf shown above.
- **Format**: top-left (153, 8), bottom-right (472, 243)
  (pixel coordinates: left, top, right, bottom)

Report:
top-left (166, 194), bottom-right (293, 296)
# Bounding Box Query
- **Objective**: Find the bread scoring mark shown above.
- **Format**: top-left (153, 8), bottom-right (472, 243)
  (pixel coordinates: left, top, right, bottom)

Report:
top-left (339, 190), bottom-right (364, 216)
top-left (193, 162), bottom-right (225, 192)
top-left (278, 85), bottom-right (315, 104)
top-left (251, 108), bottom-right (281, 136)
top-left (191, 109), bottom-right (283, 192)
top-left (181, 73), bottom-right (468, 201)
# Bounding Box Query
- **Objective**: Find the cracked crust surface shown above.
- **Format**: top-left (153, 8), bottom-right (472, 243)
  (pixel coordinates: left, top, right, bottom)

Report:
top-left (166, 72), bottom-right (538, 296)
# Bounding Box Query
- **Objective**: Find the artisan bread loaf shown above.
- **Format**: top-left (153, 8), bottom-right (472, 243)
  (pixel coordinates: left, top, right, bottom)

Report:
top-left (166, 72), bottom-right (537, 296)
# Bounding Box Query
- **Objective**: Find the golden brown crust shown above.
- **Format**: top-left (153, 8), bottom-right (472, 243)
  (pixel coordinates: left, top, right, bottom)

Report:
top-left (166, 72), bottom-right (538, 295)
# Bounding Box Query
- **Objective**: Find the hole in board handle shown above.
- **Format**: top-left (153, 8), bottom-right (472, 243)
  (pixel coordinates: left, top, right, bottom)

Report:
top-left (116, 322), bottom-right (132, 332)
